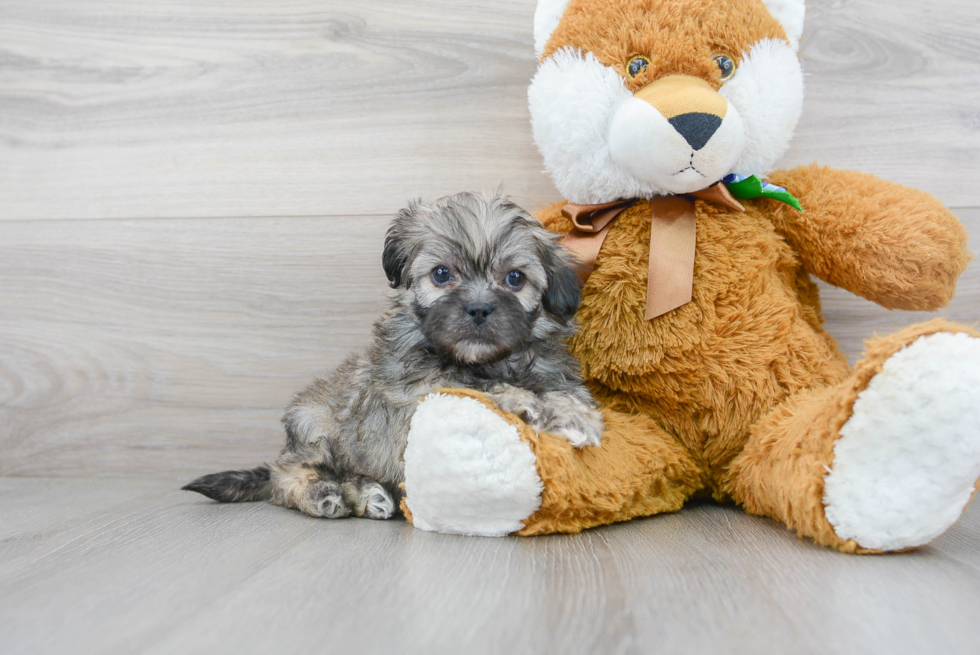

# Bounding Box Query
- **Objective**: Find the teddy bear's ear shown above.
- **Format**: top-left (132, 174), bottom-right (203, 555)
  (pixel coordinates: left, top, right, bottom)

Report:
top-left (762, 0), bottom-right (806, 50)
top-left (533, 0), bottom-right (571, 58)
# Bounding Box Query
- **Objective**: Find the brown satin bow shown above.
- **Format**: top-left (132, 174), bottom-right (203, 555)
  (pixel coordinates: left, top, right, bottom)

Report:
top-left (561, 182), bottom-right (745, 320)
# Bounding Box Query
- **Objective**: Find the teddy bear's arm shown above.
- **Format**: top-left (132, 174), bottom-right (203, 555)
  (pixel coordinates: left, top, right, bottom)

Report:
top-left (765, 164), bottom-right (971, 311)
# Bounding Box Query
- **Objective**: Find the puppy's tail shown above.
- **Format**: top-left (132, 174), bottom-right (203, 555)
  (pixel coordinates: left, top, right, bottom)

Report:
top-left (182, 465), bottom-right (273, 503)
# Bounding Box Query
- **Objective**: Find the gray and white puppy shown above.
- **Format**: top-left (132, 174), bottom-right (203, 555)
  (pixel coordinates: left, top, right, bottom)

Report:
top-left (184, 191), bottom-right (604, 520)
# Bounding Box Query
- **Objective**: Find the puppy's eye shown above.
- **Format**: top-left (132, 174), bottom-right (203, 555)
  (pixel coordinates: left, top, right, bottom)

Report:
top-left (504, 270), bottom-right (525, 291)
top-left (431, 266), bottom-right (452, 286)
top-left (626, 56), bottom-right (650, 79)
top-left (713, 54), bottom-right (736, 81)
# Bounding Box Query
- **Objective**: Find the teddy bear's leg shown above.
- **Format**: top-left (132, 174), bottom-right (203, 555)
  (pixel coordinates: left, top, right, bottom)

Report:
top-left (402, 390), bottom-right (702, 536)
top-left (726, 319), bottom-right (980, 553)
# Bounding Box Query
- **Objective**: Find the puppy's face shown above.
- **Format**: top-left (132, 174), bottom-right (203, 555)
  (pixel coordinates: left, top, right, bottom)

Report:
top-left (383, 192), bottom-right (581, 365)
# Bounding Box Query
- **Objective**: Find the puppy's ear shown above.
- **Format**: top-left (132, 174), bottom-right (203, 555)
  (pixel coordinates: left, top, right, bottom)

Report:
top-left (539, 239), bottom-right (583, 322)
top-left (382, 230), bottom-right (407, 288)
top-left (382, 203), bottom-right (418, 288)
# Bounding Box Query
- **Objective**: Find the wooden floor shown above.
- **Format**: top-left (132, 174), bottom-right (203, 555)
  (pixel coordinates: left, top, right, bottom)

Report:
top-left (2, 1), bottom-right (980, 652)
top-left (2, 478), bottom-right (979, 655)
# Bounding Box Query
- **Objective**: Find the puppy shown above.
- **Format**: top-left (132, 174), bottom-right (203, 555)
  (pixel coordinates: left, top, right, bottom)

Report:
top-left (183, 191), bottom-right (604, 520)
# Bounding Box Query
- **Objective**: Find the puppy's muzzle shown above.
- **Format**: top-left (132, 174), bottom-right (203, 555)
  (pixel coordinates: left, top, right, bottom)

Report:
top-left (634, 75), bottom-right (728, 151)
top-left (465, 301), bottom-right (495, 326)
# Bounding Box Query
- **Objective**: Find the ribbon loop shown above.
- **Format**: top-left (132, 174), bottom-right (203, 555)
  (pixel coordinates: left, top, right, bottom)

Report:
top-left (560, 182), bottom-right (747, 320)
top-left (689, 183), bottom-right (745, 213)
top-left (561, 199), bottom-right (637, 282)
top-left (562, 199), bottom-right (637, 233)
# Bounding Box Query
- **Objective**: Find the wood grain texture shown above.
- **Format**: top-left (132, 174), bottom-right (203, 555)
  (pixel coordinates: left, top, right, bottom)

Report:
top-left (781, 0), bottom-right (980, 206)
top-left (1, 0), bottom-right (979, 221)
top-left (1, 210), bottom-right (978, 477)
top-left (0, 215), bottom-right (392, 476)
top-left (0, 1), bottom-right (978, 474)
top-left (2, 3), bottom-right (978, 652)
top-left (0, 0), bottom-right (549, 220)
top-left (1, 478), bottom-right (978, 655)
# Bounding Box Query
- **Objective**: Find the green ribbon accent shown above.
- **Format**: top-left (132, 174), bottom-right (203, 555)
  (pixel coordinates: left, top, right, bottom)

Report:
top-left (724, 174), bottom-right (802, 212)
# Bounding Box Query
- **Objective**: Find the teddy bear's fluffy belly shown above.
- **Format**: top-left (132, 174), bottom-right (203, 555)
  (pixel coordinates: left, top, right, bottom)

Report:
top-left (540, 201), bottom-right (850, 489)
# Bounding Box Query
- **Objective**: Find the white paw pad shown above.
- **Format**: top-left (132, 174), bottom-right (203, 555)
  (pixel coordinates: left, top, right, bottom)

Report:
top-left (824, 332), bottom-right (980, 550)
top-left (403, 393), bottom-right (543, 536)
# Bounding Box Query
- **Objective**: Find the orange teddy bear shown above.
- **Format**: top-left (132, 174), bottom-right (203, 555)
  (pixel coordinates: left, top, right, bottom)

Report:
top-left (401, 0), bottom-right (980, 553)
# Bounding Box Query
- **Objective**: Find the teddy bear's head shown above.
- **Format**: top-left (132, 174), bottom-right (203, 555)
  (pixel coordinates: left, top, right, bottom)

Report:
top-left (529, 0), bottom-right (805, 204)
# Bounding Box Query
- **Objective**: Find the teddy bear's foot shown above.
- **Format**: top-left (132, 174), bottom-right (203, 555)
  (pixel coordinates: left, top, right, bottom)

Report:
top-left (728, 320), bottom-right (980, 553)
top-left (823, 332), bottom-right (980, 551)
top-left (402, 392), bottom-right (543, 536)
top-left (403, 388), bottom-right (702, 537)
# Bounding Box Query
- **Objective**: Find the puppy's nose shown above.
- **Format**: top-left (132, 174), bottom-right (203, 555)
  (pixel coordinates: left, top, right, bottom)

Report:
top-left (465, 302), bottom-right (495, 325)
top-left (668, 112), bottom-right (722, 151)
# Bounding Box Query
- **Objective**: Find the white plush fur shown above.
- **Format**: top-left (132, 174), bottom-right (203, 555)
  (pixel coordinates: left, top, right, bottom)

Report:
top-left (608, 96), bottom-right (746, 195)
top-left (824, 333), bottom-right (980, 551)
top-left (529, 48), bottom-right (634, 204)
top-left (528, 41), bottom-right (803, 203)
top-left (534, 0), bottom-right (571, 57)
top-left (403, 393), bottom-right (543, 537)
top-left (720, 38), bottom-right (804, 178)
top-left (761, 0), bottom-right (806, 51)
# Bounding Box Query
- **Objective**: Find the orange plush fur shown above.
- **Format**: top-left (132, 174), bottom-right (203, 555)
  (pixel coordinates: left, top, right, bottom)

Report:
top-left (543, 0), bottom-right (787, 90)
top-left (527, 179), bottom-right (972, 548)
top-left (402, 0), bottom-right (977, 551)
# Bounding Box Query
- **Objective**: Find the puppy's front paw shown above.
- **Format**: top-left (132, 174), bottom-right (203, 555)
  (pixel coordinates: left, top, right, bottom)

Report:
top-left (549, 413), bottom-right (604, 448)
top-left (552, 425), bottom-right (602, 448)
top-left (488, 387), bottom-right (550, 432)
top-left (542, 398), bottom-right (604, 449)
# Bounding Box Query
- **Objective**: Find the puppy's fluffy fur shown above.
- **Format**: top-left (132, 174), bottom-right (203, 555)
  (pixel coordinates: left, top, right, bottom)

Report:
top-left (184, 191), bottom-right (603, 519)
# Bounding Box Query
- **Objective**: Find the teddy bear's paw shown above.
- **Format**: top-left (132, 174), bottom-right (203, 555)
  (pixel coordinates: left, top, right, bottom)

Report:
top-left (824, 332), bottom-right (980, 551)
top-left (403, 393), bottom-right (543, 536)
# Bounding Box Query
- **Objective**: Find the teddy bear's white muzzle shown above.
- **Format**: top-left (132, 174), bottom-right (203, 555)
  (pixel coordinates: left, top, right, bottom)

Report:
top-left (608, 96), bottom-right (746, 195)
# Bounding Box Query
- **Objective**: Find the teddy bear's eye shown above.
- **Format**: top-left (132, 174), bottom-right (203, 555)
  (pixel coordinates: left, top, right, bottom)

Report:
top-left (713, 54), bottom-right (736, 81)
top-left (627, 56), bottom-right (650, 79)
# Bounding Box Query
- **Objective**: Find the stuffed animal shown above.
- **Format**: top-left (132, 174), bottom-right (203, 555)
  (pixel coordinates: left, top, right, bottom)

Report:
top-left (400, 0), bottom-right (980, 553)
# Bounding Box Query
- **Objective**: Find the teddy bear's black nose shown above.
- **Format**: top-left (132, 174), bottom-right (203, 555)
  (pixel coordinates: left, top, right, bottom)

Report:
top-left (669, 112), bottom-right (722, 151)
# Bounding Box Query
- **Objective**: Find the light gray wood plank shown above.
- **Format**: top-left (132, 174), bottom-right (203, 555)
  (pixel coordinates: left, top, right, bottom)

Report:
top-left (1, 210), bottom-right (978, 476)
top-left (1, 0), bottom-right (978, 222)
top-left (1, 477), bottom-right (978, 655)
top-left (0, 0), bottom-right (551, 220)
top-left (781, 0), bottom-right (980, 206)
top-left (2, 2), bottom-right (978, 651)
top-left (0, 215), bottom-right (392, 476)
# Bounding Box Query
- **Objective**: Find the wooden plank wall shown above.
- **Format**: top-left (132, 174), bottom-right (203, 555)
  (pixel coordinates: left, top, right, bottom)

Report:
top-left (1, 0), bottom-right (978, 477)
